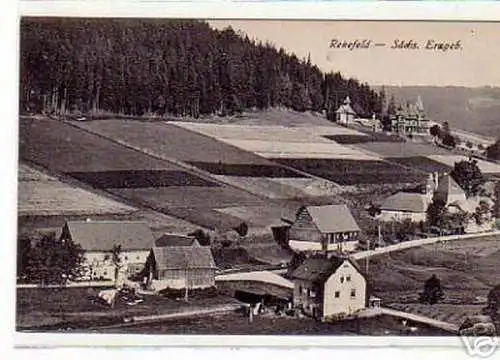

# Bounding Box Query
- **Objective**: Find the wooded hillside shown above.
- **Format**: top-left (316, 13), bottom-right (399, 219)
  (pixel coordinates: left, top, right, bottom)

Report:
top-left (20, 18), bottom-right (383, 118)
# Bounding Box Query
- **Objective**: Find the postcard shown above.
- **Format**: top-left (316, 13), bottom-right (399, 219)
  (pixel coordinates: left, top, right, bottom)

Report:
top-left (10, 1), bottom-right (500, 356)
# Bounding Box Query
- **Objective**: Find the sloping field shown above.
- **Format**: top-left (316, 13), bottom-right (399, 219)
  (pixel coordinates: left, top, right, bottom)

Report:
top-left (172, 122), bottom-right (366, 142)
top-left (357, 141), bottom-right (451, 158)
top-left (174, 122), bottom-right (380, 160)
top-left (221, 139), bottom-right (381, 160)
top-left (214, 205), bottom-right (299, 228)
top-left (109, 186), bottom-right (267, 230)
top-left (72, 120), bottom-right (274, 165)
top-left (323, 133), bottom-right (404, 144)
top-left (19, 118), bottom-right (178, 172)
top-left (386, 156), bottom-right (453, 174)
top-left (19, 118), bottom-right (269, 230)
top-left (211, 176), bottom-right (309, 200)
top-left (427, 155), bottom-right (500, 174)
top-left (71, 119), bottom-right (312, 201)
top-left (368, 236), bottom-right (500, 303)
top-left (18, 164), bottom-right (137, 217)
top-left (272, 158), bottom-right (426, 185)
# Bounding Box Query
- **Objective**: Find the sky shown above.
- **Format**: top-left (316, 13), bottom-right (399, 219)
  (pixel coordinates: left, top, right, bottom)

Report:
top-left (209, 20), bottom-right (500, 87)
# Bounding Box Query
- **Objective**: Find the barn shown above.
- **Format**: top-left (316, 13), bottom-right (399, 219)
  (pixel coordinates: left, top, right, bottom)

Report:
top-left (59, 219), bottom-right (154, 281)
top-left (145, 237), bottom-right (216, 290)
top-left (288, 204), bottom-right (361, 254)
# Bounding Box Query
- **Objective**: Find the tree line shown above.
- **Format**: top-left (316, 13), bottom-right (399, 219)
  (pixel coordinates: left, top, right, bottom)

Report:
top-left (20, 18), bottom-right (383, 118)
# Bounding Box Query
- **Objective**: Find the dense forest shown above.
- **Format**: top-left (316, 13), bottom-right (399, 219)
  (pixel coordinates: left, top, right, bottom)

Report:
top-left (20, 18), bottom-right (383, 118)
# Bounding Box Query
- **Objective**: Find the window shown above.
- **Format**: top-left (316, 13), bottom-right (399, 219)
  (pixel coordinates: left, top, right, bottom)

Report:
top-left (299, 286), bottom-right (303, 294)
top-left (136, 256), bottom-right (140, 260)
top-left (340, 276), bottom-right (344, 283)
top-left (103, 271), bottom-right (108, 276)
top-left (346, 275), bottom-right (351, 282)
top-left (334, 291), bottom-right (340, 298)
top-left (350, 289), bottom-right (356, 297)
top-left (124, 256), bottom-right (128, 261)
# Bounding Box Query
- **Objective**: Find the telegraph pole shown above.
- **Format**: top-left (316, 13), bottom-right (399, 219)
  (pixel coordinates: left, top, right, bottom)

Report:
top-left (184, 270), bottom-right (189, 303)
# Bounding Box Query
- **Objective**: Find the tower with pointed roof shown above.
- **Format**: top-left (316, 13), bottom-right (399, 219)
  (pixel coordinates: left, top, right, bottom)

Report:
top-left (390, 96), bottom-right (429, 135)
top-left (335, 96), bottom-right (356, 125)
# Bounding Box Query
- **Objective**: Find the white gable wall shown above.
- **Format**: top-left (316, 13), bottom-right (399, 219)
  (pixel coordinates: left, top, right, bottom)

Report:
top-left (379, 210), bottom-right (427, 223)
top-left (80, 250), bottom-right (150, 281)
top-left (322, 260), bottom-right (366, 317)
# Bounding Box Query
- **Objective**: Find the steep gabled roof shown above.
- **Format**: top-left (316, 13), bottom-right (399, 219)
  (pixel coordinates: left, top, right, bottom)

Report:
top-left (303, 204), bottom-right (360, 233)
top-left (155, 234), bottom-right (199, 247)
top-left (336, 104), bottom-right (356, 115)
top-left (291, 255), bottom-right (366, 284)
top-left (63, 220), bottom-right (154, 252)
top-left (152, 246), bottom-right (216, 270)
top-left (434, 174), bottom-right (466, 202)
top-left (381, 192), bottom-right (431, 213)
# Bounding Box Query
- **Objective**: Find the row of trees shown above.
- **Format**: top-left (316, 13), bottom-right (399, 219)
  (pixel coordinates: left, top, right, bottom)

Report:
top-left (20, 18), bottom-right (383, 118)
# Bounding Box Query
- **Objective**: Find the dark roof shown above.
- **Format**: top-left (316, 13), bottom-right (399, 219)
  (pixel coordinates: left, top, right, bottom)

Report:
top-left (435, 174), bottom-right (466, 201)
top-left (381, 192), bottom-right (431, 213)
top-left (303, 204), bottom-right (360, 233)
top-left (64, 220), bottom-right (154, 251)
top-left (152, 246), bottom-right (216, 270)
top-left (291, 255), bottom-right (366, 284)
top-left (155, 234), bottom-right (199, 247)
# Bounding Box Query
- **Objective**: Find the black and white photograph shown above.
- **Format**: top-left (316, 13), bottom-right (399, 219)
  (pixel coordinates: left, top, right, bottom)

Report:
top-left (13, 13), bottom-right (500, 352)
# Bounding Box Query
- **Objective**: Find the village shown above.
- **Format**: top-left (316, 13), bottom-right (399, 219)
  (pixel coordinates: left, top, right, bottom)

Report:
top-left (17, 93), bottom-right (500, 337)
top-left (16, 18), bottom-right (500, 338)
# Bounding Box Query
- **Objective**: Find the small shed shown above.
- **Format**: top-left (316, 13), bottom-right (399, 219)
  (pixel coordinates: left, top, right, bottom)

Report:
top-left (146, 245), bottom-right (216, 290)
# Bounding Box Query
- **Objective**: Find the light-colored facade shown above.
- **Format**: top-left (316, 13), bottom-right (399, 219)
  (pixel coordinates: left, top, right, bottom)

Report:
top-left (335, 96), bottom-right (356, 125)
top-left (60, 220), bottom-right (155, 282)
top-left (291, 256), bottom-right (368, 320)
top-left (378, 209), bottom-right (427, 223)
top-left (322, 259), bottom-right (367, 317)
top-left (82, 250), bottom-right (150, 281)
top-left (390, 96), bottom-right (430, 135)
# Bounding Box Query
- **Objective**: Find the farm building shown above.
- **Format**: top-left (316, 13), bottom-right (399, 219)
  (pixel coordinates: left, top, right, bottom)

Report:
top-left (335, 96), bottom-right (356, 125)
top-left (290, 255), bottom-right (368, 320)
top-left (390, 96), bottom-right (430, 135)
top-left (288, 204), bottom-right (361, 253)
top-left (145, 238), bottom-right (216, 291)
top-left (60, 220), bottom-right (154, 281)
top-left (379, 192), bottom-right (432, 223)
top-left (378, 172), bottom-right (495, 233)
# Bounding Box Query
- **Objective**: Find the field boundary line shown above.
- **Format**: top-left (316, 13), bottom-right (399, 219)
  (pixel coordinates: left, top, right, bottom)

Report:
top-left (20, 159), bottom-right (204, 231)
top-left (167, 122), bottom-right (349, 194)
top-left (65, 120), bottom-right (277, 202)
top-left (351, 230), bottom-right (500, 260)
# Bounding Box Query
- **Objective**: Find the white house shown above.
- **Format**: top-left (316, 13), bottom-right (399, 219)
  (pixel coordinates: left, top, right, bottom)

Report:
top-left (335, 96), bottom-right (356, 125)
top-left (379, 192), bottom-right (432, 223)
top-left (60, 220), bottom-right (154, 281)
top-left (290, 255), bottom-right (368, 320)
